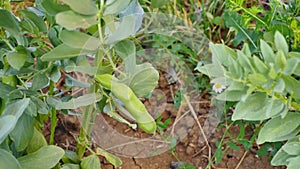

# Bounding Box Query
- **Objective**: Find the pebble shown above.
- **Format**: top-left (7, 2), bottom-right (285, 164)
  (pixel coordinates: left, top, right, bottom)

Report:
top-left (186, 146), bottom-right (195, 155)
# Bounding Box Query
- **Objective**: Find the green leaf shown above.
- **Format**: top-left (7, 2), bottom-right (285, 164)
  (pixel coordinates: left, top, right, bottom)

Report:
top-left (30, 96), bottom-right (48, 115)
top-left (50, 66), bottom-right (61, 83)
top-left (31, 73), bottom-right (49, 90)
top-left (20, 10), bottom-right (47, 33)
top-left (216, 89), bottom-right (247, 101)
top-left (41, 0), bottom-right (70, 16)
top-left (40, 44), bottom-right (95, 61)
top-left (232, 92), bottom-right (284, 121)
top-left (0, 148), bottom-right (22, 169)
top-left (62, 150), bottom-right (81, 164)
top-left (274, 31), bottom-right (288, 56)
top-left (48, 26), bottom-right (62, 47)
top-left (287, 156), bottom-right (300, 169)
top-left (61, 164), bottom-right (80, 169)
top-left (223, 11), bottom-right (258, 50)
top-left (61, 0), bottom-right (97, 15)
top-left (274, 78), bottom-right (285, 93)
top-left (105, 14), bottom-right (138, 44)
top-left (125, 63), bottom-right (159, 98)
top-left (26, 127), bottom-right (47, 153)
top-left (242, 43), bottom-right (251, 57)
top-left (2, 98), bottom-right (30, 118)
top-left (56, 93), bottom-right (102, 110)
top-left (151, 0), bottom-right (170, 8)
top-left (283, 58), bottom-right (299, 75)
top-left (0, 115), bottom-right (16, 144)
top-left (209, 43), bottom-right (236, 67)
top-left (227, 142), bottom-right (240, 151)
top-left (196, 64), bottom-right (225, 78)
top-left (119, 0), bottom-right (144, 32)
top-left (260, 39), bottom-right (275, 64)
top-left (271, 148), bottom-right (292, 166)
top-left (0, 9), bottom-right (26, 45)
top-left (252, 56), bottom-right (268, 74)
top-left (248, 73), bottom-right (267, 85)
top-left (80, 154), bottom-right (101, 169)
top-left (65, 75), bottom-right (90, 88)
top-left (257, 113), bottom-right (300, 144)
top-left (282, 136), bottom-right (300, 156)
top-left (7, 50), bottom-right (28, 70)
top-left (114, 39), bottom-right (136, 73)
top-left (237, 50), bottom-right (254, 73)
top-left (56, 10), bottom-right (97, 30)
top-left (0, 82), bottom-right (23, 99)
top-left (60, 30), bottom-right (100, 50)
top-left (215, 148), bottom-right (223, 163)
top-left (9, 114), bottom-right (34, 152)
top-left (282, 75), bottom-right (299, 93)
top-left (96, 147), bottom-right (122, 168)
top-left (18, 145), bottom-right (64, 169)
top-left (104, 0), bottom-right (131, 15)
top-left (275, 50), bottom-right (287, 70)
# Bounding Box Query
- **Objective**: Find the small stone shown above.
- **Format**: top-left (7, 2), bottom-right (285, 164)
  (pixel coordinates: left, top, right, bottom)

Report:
top-left (186, 146), bottom-right (195, 155)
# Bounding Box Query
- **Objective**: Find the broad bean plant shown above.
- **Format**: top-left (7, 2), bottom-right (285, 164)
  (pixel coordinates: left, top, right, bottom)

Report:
top-left (0, 0), bottom-right (158, 168)
top-left (197, 32), bottom-right (300, 169)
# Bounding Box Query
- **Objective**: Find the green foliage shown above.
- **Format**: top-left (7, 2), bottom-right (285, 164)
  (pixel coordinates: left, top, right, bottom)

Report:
top-left (197, 31), bottom-right (300, 168)
top-left (0, 0), bottom-right (159, 168)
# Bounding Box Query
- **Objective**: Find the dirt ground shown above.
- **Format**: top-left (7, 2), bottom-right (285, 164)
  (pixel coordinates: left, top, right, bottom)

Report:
top-left (43, 72), bottom-right (286, 169)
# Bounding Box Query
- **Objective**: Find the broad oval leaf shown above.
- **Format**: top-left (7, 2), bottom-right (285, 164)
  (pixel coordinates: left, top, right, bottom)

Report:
top-left (0, 9), bottom-right (26, 45)
top-left (40, 44), bottom-right (95, 61)
top-left (2, 98), bottom-right (30, 118)
top-left (257, 112), bottom-right (300, 144)
top-left (216, 89), bottom-right (247, 102)
top-left (20, 10), bottom-right (47, 33)
top-left (9, 114), bottom-right (34, 152)
top-left (104, 0), bottom-right (130, 15)
top-left (275, 31), bottom-right (288, 56)
top-left (120, 0), bottom-right (144, 33)
top-left (31, 73), bottom-right (49, 90)
top-left (0, 148), bottom-right (22, 169)
top-left (126, 63), bottom-right (159, 98)
top-left (7, 50), bottom-right (28, 70)
top-left (232, 92), bottom-right (284, 121)
top-left (260, 39), bottom-right (275, 64)
top-left (287, 156), bottom-right (300, 169)
top-left (283, 58), bottom-right (299, 75)
top-left (80, 154), bottom-right (101, 169)
top-left (18, 145), bottom-right (64, 169)
top-left (282, 136), bottom-right (300, 156)
top-left (105, 14), bottom-right (138, 44)
top-left (271, 148), bottom-right (292, 166)
top-left (60, 30), bottom-right (100, 50)
top-left (196, 64), bottom-right (225, 78)
top-left (61, 0), bottom-right (97, 15)
top-left (26, 127), bottom-right (47, 153)
top-left (41, 0), bottom-right (70, 16)
top-left (0, 115), bottom-right (16, 144)
top-left (56, 10), bottom-right (97, 30)
top-left (114, 39), bottom-right (136, 73)
top-left (56, 93), bottom-right (102, 110)
top-left (61, 164), bottom-right (80, 169)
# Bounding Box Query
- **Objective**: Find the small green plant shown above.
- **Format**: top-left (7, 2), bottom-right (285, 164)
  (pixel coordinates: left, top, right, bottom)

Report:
top-left (197, 31), bottom-right (300, 169)
top-left (0, 0), bottom-right (160, 168)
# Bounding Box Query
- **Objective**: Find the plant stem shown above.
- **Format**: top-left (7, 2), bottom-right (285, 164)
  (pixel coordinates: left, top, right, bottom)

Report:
top-left (76, 0), bottom-right (105, 158)
top-left (76, 84), bottom-right (96, 158)
top-left (48, 80), bottom-right (57, 145)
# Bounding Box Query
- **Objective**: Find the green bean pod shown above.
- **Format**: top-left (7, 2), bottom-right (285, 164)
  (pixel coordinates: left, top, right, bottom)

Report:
top-left (95, 74), bottom-right (157, 134)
